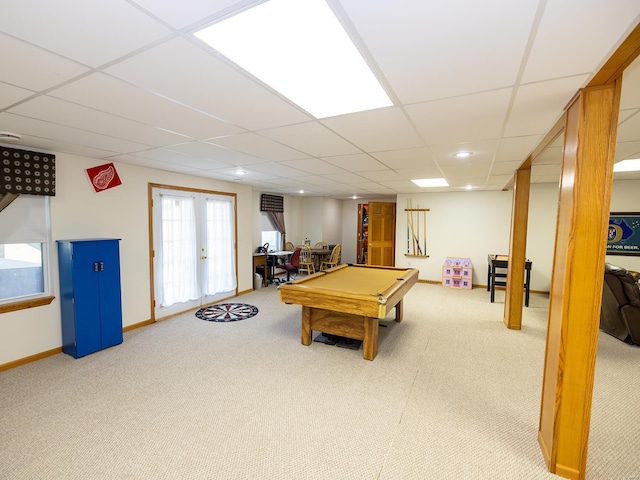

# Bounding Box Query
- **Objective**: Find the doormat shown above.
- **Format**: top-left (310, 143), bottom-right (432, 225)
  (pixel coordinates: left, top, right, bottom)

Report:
top-left (195, 303), bottom-right (258, 322)
top-left (314, 333), bottom-right (362, 351)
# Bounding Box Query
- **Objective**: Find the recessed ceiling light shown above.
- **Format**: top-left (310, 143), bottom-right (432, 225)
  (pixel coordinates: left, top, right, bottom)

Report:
top-left (411, 178), bottom-right (449, 188)
top-left (352, 195), bottom-right (358, 199)
top-left (194, 0), bottom-right (392, 118)
top-left (454, 151), bottom-right (472, 158)
top-left (234, 169), bottom-right (245, 175)
top-left (299, 189), bottom-right (305, 194)
top-left (613, 158), bottom-right (640, 172)
top-left (465, 185), bottom-right (473, 190)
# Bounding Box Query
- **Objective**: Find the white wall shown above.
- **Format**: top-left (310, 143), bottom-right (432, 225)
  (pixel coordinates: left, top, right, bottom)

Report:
top-left (322, 198), bottom-right (343, 245)
top-left (394, 185), bottom-right (560, 291)
top-left (1, 153), bottom-right (253, 366)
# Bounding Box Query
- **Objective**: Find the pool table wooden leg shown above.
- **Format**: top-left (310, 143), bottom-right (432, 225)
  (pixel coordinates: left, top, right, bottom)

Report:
top-left (301, 306), bottom-right (312, 346)
top-left (363, 317), bottom-right (379, 360)
top-left (395, 299), bottom-right (404, 323)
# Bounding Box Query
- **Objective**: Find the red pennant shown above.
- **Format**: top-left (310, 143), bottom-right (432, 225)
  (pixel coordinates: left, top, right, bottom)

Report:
top-left (86, 163), bottom-right (122, 192)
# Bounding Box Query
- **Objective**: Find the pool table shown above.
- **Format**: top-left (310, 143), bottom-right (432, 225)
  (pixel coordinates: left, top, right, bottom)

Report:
top-left (278, 264), bottom-right (419, 360)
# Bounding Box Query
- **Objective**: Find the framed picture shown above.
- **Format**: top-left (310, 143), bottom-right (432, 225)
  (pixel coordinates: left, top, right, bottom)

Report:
top-left (607, 212), bottom-right (640, 255)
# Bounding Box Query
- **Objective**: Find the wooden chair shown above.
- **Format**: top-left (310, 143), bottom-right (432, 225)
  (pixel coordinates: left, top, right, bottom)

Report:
top-left (313, 241), bottom-right (329, 249)
top-left (297, 244), bottom-right (315, 276)
top-left (320, 244), bottom-right (341, 271)
top-left (285, 241), bottom-right (295, 252)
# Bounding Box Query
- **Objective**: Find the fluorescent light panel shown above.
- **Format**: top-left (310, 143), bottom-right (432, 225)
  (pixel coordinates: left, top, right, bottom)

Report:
top-left (411, 178), bottom-right (449, 188)
top-left (194, 0), bottom-right (392, 118)
top-left (613, 158), bottom-right (640, 172)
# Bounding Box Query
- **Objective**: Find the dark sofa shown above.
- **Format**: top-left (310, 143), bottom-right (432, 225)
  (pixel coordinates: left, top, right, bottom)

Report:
top-left (600, 263), bottom-right (640, 345)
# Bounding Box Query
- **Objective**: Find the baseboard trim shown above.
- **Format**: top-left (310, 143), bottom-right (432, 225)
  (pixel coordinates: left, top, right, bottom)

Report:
top-left (123, 319), bottom-right (154, 332)
top-left (0, 347), bottom-right (63, 372)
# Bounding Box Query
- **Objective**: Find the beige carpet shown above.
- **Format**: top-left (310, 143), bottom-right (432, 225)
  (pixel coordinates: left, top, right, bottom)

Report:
top-left (0, 282), bottom-right (638, 479)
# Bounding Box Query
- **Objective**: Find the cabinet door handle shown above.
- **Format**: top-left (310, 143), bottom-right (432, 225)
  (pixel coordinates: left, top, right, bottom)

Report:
top-left (201, 256), bottom-right (207, 260)
top-left (100, 262), bottom-right (104, 271)
top-left (94, 262), bottom-right (99, 272)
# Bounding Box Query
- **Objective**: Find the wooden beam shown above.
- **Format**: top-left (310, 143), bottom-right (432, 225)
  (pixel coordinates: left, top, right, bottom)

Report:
top-left (538, 81), bottom-right (621, 480)
top-left (503, 166), bottom-right (531, 329)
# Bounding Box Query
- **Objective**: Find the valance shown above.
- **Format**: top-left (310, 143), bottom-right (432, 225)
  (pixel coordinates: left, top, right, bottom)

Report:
top-left (260, 194), bottom-right (283, 212)
top-left (1, 146), bottom-right (55, 196)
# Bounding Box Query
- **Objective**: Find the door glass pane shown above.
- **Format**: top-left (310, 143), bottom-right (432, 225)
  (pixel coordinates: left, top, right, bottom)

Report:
top-left (205, 197), bottom-right (237, 295)
top-left (0, 243), bottom-right (44, 301)
top-left (160, 195), bottom-right (199, 307)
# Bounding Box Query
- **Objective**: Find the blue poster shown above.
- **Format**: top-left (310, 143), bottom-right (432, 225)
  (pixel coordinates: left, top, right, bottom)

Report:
top-left (607, 213), bottom-right (640, 255)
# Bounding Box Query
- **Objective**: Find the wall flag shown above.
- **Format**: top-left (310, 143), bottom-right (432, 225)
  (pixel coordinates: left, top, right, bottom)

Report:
top-left (86, 163), bottom-right (122, 193)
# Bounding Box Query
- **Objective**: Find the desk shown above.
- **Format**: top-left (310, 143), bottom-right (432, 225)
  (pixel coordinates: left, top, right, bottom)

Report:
top-left (487, 254), bottom-right (532, 307)
top-left (267, 250), bottom-right (293, 283)
top-left (252, 253), bottom-right (267, 287)
top-left (278, 264), bottom-right (419, 360)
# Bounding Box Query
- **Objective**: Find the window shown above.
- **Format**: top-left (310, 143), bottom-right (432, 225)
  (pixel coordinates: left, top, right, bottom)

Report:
top-left (0, 195), bottom-right (53, 311)
top-left (261, 213), bottom-right (281, 251)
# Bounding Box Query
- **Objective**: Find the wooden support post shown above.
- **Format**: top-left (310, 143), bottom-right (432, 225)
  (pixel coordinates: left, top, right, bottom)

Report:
top-left (504, 166), bottom-right (531, 330)
top-left (538, 81), bottom-right (621, 480)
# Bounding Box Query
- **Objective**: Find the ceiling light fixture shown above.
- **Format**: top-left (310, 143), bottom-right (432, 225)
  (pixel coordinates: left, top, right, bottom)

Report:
top-left (0, 131), bottom-right (22, 143)
top-left (194, 0), bottom-right (392, 118)
top-left (299, 189), bottom-right (305, 194)
top-left (411, 178), bottom-right (449, 188)
top-left (613, 158), bottom-right (640, 172)
top-left (465, 185), bottom-right (473, 190)
top-left (454, 151), bottom-right (472, 158)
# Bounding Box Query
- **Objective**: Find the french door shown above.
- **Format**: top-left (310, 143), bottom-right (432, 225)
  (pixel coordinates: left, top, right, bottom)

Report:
top-left (151, 186), bottom-right (237, 319)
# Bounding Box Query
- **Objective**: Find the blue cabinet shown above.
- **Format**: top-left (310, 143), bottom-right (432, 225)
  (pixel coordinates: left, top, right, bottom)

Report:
top-left (57, 239), bottom-right (123, 358)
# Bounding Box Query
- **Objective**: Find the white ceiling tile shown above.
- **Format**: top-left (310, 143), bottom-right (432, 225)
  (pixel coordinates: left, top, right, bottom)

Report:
top-left (49, 73), bottom-right (244, 140)
top-left (260, 122), bottom-right (361, 157)
top-left (429, 140), bottom-right (500, 166)
top-left (0, 33), bottom-right (89, 91)
top-left (321, 153), bottom-right (388, 172)
top-left (8, 96), bottom-right (188, 146)
top-left (394, 165), bottom-right (446, 180)
top-left (340, 0), bottom-right (539, 103)
top-left (535, 146), bottom-right (563, 165)
top-left (0, 82), bottom-right (34, 109)
top-left (370, 148), bottom-right (436, 169)
top-left (0, 0), bottom-right (172, 67)
top-left (504, 75), bottom-right (589, 137)
top-left (617, 111), bottom-right (640, 146)
top-left (615, 140), bottom-right (640, 161)
top-left (522, 0), bottom-right (640, 84)
top-left (495, 136), bottom-right (543, 163)
top-left (406, 89), bottom-right (512, 144)
top-left (294, 175), bottom-right (337, 186)
top-left (106, 37), bottom-right (311, 130)
top-left (357, 170), bottom-right (405, 182)
top-left (0, 112), bottom-right (151, 154)
top-left (277, 158), bottom-right (346, 175)
top-left (210, 133), bottom-right (308, 161)
top-left (491, 161), bottom-right (523, 175)
top-left (319, 172), bottom-right (369, 184)
top-left (130, 0), bottom-right (241, 29)
top-left (242, 162), bottom-right (308, 178)
top-left (621, 58), bottom-right (640, 110)
top-left (166, 141), bottom-right (263, 166)
top-left (321, 108), bottom-right (423, 151)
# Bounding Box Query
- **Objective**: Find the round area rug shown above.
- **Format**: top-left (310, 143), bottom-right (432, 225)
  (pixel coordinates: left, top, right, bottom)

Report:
top-left (195, 303), bottom-right (259, 322)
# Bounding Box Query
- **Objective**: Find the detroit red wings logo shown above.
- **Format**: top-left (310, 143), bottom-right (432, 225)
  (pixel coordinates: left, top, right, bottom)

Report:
top-left (86, 163), bottom-right (122, 192)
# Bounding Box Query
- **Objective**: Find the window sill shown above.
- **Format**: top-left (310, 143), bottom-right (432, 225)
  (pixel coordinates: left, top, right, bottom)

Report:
top-left (0, 296), bottom-right (55, 314)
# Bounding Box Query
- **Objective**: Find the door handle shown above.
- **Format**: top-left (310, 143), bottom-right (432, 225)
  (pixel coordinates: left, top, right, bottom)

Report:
top-left (201, 256), bottom-right (207, 260)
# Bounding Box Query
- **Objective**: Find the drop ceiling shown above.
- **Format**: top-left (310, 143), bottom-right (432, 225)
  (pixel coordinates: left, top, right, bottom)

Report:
top-left (1, 0), bottom-right (639, 198)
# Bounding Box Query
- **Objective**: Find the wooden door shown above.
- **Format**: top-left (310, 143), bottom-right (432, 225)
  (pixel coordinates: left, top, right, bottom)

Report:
top-left (367, 202), bottom-right (396, 266)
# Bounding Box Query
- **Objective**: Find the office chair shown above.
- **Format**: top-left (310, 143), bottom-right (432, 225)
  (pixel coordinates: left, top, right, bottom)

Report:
top-left (276, 247), bottom-right (301, 282)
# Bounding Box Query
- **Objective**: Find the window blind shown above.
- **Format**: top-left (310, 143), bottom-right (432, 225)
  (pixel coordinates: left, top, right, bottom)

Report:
top-left (0, 194), bottom-right (49, 243)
